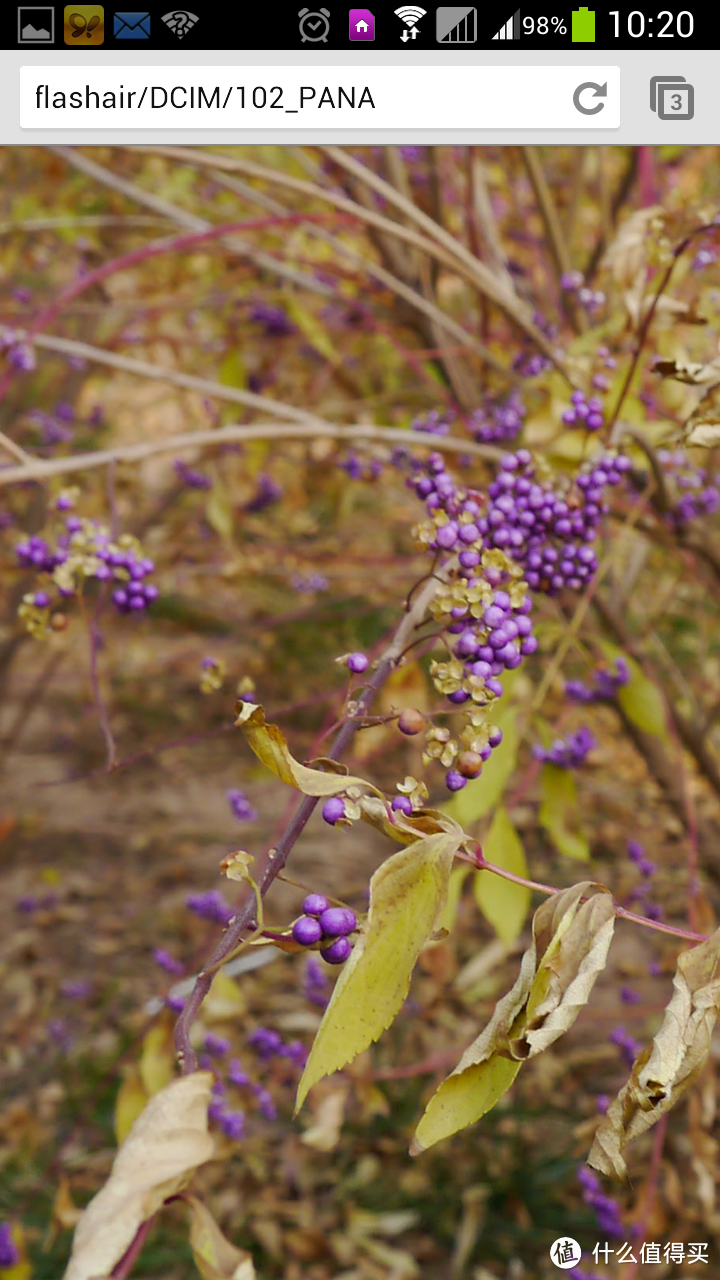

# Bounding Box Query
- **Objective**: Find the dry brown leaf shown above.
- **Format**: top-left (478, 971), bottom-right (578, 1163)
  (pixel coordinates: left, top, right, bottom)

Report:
top-left (300, 1083), bottom-right (349, 1151)
top-left (185, 1195), bottom-right (256, 1280)
top-left (411, 883), bottom-right (615, 1152)
top-left (653, 357), bottom-right (720, 385)
top-left (64, 1072), bottom-right (215, 1280)
top-left (235, 701), bottom-right (374, 796)
top-left (589, 929), bottom-right (720, 1181)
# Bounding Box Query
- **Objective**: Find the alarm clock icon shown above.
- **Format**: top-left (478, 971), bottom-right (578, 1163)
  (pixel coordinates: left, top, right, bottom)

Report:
top-left (298, 8), bottom-right (331, 41)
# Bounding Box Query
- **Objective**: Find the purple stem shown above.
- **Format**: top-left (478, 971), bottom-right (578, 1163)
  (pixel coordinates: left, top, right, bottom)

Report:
top-left (174, 564), bottom-right (452, 1072)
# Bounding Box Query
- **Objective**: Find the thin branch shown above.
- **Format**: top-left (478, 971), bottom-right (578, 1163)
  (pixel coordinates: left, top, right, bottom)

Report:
top-left (468, 847), bottom-right (708, 945)
top-left (131, 144), bottom-right (567, 376)
top-left (321, 145), bottom-right (568, 374)
top-left (52, 145), bottom-right (333, 297)
top-left (0, 212), bottom-right (345, 408)
top-left (173, 561), bottom-right (457, 1073)
top-left (0, 420), bottom-right (501, 489)
top-left (0, 430), bottom-right (32, 463)
top-left (608, 219), bottom-right (720, 429)
top-left (202, 166), bottom-right (503, 368)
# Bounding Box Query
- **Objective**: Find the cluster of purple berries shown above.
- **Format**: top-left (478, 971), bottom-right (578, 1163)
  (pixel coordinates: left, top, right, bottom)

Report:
top-left (626, 838), bottom-right (661, 921)
top-left (291, 894), bottom-right (357, 965)
top-left (468, 391), bottom-right (525, 444)
top-left (577, 1166), bottom-right (624, 1237)
top-left (186, 888), bottom-right (235, 926)
top-left (16, 517), bottom-right (158, 616)
top-left (174, 458), bottom-right (212, 490)
top-left (227, 787), bottom-right (258, 822)
top-left (248, 301), bottom-right (294, 337)
top-left (477, 450), bottom-right (631, 594)
top-left (0, 1223), bottom-right (19, 1268)
top-left (657, 449), bottom-right (720, 531)
top-left (565, 657), bottom-right (630, 703)
top-left (412, 409), bottom-right (452, 438)
top-left (561, 390), bottom-right (604, 432)
top-left (561, 271), bottom-right (606, 312)
top-left (533, 725), bottom-right (595, 769)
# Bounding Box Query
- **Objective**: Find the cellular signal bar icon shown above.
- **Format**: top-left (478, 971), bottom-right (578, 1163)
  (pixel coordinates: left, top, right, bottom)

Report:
top-left (436, 7), bottom-right (477, 43)
top-left (492, 8), bottom-right (521, 39)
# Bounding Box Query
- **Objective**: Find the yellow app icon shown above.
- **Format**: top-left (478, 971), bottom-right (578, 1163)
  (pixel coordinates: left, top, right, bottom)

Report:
top-left (64, 5), bottom-right (104, 44)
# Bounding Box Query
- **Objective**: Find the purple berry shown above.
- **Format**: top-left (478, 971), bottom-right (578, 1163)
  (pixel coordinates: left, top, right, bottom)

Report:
top-left (292, 916), bottom-right (323, 946)
top-left (319, 906), bottom-right (357, 937)
top-left (322, 797), bottom-right (346, 825)
top-left (320, 936), bottom-right (352, 964)
top-left (302, 893), bottom-right (329, 916)
top-left (391, 795), bottom-right (414, 815)
top-left (347, 652), bottom-right (369, 674)
top-left (446, 770), bottom-right (467, 791)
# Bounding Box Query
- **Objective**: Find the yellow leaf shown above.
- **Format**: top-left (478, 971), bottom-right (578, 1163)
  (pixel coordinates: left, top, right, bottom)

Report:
top-left (296, 832), bottom-right (462, 1111)
top-left (235, 701), bottom-right (372, 797)
top-left (300, 1084), bottom-right (348, 1151)
top-left (283, 296), bottom-right (341, 366)
top-left (52, 1177), bottom-right (83, 1231)
top-left (597, 641), bottom-right (668, 740)
top-left (437, 864), bottom-right (472, 933)
top-left (65, 1072), bottom-right (215, 1280)
top-left (204, 970), bottom-right (247, 1022)
top-left (589, 927), bottom-right (720, 1181)
top-left (206, 481), bottom-right (234, 542)
top-left (474, 807), bottom-right (531, 942)
top-left (185, 1195), bottom-right (256, 1280)
top-left (411, 884), bottom-right (614, 1153)
top-left (441, 707), bottom-right (519, 829)
top-left (139, 1015), bottom-right (177, 1097)
top-left (114, 1069), bottom-right (149, 1145)
top-left (538, 765), bottom-right (590, 862)
top-left (218, 350), bottom-right (246, 390)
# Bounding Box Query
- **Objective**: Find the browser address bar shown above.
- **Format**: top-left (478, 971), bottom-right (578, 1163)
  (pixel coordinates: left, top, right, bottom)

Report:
top-left (20, 66), bottom-right (619, 130)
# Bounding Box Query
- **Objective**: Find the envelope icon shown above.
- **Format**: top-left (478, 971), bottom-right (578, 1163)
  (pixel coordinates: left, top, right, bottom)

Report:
top-left (114, 11), bottom-right (150, 38)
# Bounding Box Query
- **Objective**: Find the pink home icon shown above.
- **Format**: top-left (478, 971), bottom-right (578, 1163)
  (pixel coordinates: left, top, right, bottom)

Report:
top-left (349, 8), bottom-right (375, 39)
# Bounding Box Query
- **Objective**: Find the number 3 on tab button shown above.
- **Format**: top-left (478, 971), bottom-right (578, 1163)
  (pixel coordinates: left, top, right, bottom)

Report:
top-left (650, 75), bottom-right (694, 120)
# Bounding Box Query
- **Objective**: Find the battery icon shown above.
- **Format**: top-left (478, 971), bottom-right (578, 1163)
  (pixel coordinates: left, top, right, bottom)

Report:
top-left (571, 6), bottom-right (595, 40)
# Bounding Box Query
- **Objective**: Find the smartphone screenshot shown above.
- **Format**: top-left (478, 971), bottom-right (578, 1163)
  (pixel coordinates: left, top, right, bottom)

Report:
top-left (0, 6), bottom-right (718, 1280)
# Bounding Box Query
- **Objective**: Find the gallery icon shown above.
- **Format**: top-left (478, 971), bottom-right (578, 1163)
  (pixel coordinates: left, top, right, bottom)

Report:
top-left (114, 11), bottom-right (150, 38)
top-left (64, 5), bottom-right (104, 43)
top-left (349, 8), bottom-right (374, 39)
top-left (161, 9), bottom-right (199, 37)
top-left (18, 5), bottom-right (54, 42)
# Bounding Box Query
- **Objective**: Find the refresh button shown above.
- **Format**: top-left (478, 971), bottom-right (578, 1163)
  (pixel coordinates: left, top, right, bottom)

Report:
top-left (573, 81), bottom-right (608, 115)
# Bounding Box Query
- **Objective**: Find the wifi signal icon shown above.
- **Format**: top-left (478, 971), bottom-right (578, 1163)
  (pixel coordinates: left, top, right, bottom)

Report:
top-left (395, 6), bottom-right (426, 40)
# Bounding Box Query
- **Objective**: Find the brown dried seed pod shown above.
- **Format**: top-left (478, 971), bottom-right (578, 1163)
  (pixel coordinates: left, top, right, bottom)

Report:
top-left (398, 708), bottom-right (426, 736)
top-left (456, 750), bottom-right (483, 779)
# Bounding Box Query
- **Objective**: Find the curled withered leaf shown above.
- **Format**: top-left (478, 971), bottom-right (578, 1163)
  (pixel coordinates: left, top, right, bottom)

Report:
top-left (235, 701), bottom-right (375, 797)
top-left (296, 831), bottom-right (463, 1112)
top-left (64, 1072), bottom-right (215, 1280)
top-left (652, 357), bottom-right (720, 385)
top-left (184, 1194), bottom-right (256, 1280)
top-left (589, 927), bottom-right (720, 1181)
top-left (684, 421), bottom-right (720, 448)
top-left (359, 793), bottom-right (464, 847)
top-left (411, 883), bottom-right (615, 1154)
